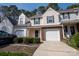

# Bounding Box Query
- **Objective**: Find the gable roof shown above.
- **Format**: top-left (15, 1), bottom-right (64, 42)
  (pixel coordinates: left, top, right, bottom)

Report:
top-left (58, 8), bottom-right (79, 13)
top-left (30, 7), bottom-right (59, 19)
top-left (0, 16), bottom-right (18, 26)
top-left (30, 14), bottom-right (42, 19)
top-left (1, 8), bottom-right (79, 24)
top-left (30, 8), bottom-right (79, 19)
top-left (19, 13), bottom-right (31, 23)
top-left (7, 17), bottom-right (18, 25)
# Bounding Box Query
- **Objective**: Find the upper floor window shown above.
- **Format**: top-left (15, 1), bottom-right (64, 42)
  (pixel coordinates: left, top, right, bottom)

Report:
top-left (75, 12), bottom-right (78, 16)
top-left (63, 13), bottom-right (70, 19)
top-left (20, 18), bottom-right (23, 24)
top-left (34, 18), bottom-right (40, 24)
top-left (47, 16), bottom-right (54, 23)
top-left (59, 15), bottom-right (63, 22)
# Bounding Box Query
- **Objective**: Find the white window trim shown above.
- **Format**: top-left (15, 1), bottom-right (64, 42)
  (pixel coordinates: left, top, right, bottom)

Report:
top-left (47, 16), bottom-right (54, 23)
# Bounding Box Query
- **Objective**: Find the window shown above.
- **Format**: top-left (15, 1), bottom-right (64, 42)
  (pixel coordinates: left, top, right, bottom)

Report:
top-left (20, 18), bottom-right (23, 24)
top-left (63, 13), bottom-right (70, 19)
top-left (75, 12), bottom-right (78, 16)
top-left (34, 18), bottom-right (40, 24)
top-left (47, 16), bottom-right (54, 23)
top-left (59, 15), bottom-right (63, 22)
top-left (35, 30), bottom-right (39, 38)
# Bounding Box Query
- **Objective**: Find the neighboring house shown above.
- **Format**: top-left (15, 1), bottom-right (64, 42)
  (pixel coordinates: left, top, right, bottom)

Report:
top-left (14, 13), bottom-right (30, 37)
top-left (0, 11), bottom-right (14, 34)
top-left (0, 17), bottom-right (14, 34)
top-left (0, 10), bottom-right (30, 37)
top-left (59, 9), bottom-right (79, 38)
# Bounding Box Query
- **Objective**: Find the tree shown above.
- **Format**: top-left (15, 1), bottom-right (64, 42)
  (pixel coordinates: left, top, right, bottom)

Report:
top-left (31, 9), bottom-right (37, 16)
top-left (38, 6), bottom-right (46, 14)
top-left (47, 3), bottom-right (60, 10)
top-left (1, 6), bottom-right (9, 16)
top-left (67, 4), bottom-right (79, 9)
top-left (9, 5), bottom-right (18, 11)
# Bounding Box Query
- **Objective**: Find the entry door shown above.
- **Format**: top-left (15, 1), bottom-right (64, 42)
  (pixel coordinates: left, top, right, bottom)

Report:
top-left (77, 24), bottom-right (79, 32)
top-left (35, 30), bottom-right (39, 38)
top-left (45, 29), bottom-right (60, 41)
top-left (70, 26), bottom-right (75, 35)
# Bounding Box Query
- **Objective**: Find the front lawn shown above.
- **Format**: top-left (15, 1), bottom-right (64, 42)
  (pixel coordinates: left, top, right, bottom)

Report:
top-left (62, 33), bottom-right (79, 50)
top-left (0, 52), bottom-right (28, 56)
top-left (0, 44), bottom-right (40, 56)
top-left (0, 37), bottom-right (41, 56)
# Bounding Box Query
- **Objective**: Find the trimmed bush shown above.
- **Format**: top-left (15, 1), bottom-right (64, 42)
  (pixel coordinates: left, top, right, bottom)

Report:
top-left (35, 38), bottom-right (40, 43)
top-left (69, 33), bottom-right (79, 48)
top-left (14, 37), bottom-right (40, 44)
top-left (24, 37), bottom-right (40, 44)
top-left (14, 37), bottom-right (24, 43)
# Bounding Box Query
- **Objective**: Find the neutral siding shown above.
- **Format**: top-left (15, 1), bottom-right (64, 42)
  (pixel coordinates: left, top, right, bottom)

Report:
top-left (0, 18), bottom-right (13, 34)
top-left (14, 26), bottom-right (27, 37)
top-left (70, 13), bottom-right (78, 20)
top-left (31, 8), bottom-right (60, 26)
top-left (18, 13), bottom-right (26, 24)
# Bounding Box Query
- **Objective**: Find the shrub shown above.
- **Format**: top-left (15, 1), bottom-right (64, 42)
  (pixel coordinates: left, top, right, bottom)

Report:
top-left (14, 37), bottom-right (24, 43)
top-left (35, 38), bottom-right (40, 43)
top-left (69, 33), bottom-right (79, 48)
top-left (14, 37), bottom-right (40, 44)
top-left (24, 37), bottom-right (40, 44)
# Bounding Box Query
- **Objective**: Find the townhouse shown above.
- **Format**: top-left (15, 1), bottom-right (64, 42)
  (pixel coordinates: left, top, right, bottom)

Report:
top-left (27, 8), bottom-right (79, 42)
top-left (0, 7), bottom-right (79, 42)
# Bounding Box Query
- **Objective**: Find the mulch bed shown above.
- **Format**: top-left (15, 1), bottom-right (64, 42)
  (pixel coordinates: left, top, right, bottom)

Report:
top-left (0, 44), bottom-right (40, 56)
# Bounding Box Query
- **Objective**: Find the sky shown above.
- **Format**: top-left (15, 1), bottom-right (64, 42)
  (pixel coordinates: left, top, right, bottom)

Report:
top-left (0, 3), bottom-right (73, 11)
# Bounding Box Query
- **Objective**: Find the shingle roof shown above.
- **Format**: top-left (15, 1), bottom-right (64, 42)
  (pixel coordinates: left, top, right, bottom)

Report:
top-left (58, 8), bottom-right (79, 13)
top-left (30, 14), bottom-right (42, 19)
top-left (7, 17), bottom-right (18, 25)
top-left (30, 8), bottom-right (79, 19)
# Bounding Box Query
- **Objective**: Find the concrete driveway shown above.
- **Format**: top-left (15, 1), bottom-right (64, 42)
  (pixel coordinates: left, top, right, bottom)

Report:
top-left (33, 41), bottom-right (79, 56)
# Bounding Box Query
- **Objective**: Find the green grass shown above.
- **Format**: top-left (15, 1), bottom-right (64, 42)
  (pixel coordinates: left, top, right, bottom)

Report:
top-left (62, 38), bottom-right (79, 50)
top-left (0, 52), bottom-right (29, 56)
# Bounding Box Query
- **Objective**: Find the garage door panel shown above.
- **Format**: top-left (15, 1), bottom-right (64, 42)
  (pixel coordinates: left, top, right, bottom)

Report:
top-left (45, 29), bottom-right (60, 41)
top-left (15, 30), bottom-right (24, 37)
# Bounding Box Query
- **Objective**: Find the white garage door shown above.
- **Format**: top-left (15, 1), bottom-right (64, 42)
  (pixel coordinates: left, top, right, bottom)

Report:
top-left (15, 30), bottom-right (24, 37)
top-left (45, 29), bottom-right (60, 41)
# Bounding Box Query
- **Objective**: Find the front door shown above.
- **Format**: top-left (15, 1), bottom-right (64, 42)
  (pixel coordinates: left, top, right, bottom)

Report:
top-left (77, 23), bottom-right (79, 32)
top-left (70, 26), bottom-right (75, 35)
top-left (35, 30), bottom-right (39, 38)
